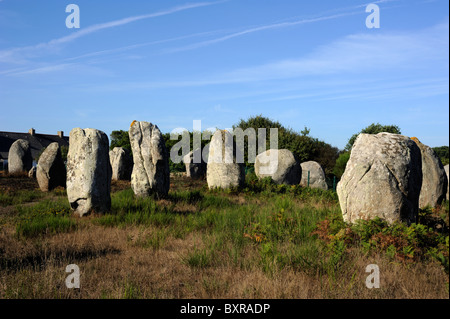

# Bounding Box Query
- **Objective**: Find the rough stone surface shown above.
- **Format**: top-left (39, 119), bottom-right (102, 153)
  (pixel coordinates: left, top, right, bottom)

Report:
top-left (300, 161), bottom-right (328, 190)
top-left (66, 128), bottom-right (112, 217)
top-left (337, 133), bottom-right (422, 225)
top-left (206, 130), bottom-right (245, 189)
top-left (36, 142), bottom-right (66, 192)
top-left (129, 121), bottom-right (170, 197)
top-left (28, 166), bottom-right (36, 179)
top-left (183, 148), bottom-right (206, 179)
top-left (255, 149), bottom-right (301, 185)
top-left (8, 139), bottom-right (32, 174)
top-left (445, 164), bottom-right (449, 201)
top-left (109, 147), bottom-right (133, 181)
top-left (411, 137), bottom-right (447, 208)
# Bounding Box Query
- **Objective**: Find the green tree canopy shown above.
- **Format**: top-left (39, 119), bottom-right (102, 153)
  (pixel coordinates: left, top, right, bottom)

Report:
top-left (345, 123), bottom-right (401, 151)
top-left (233, 115), bottom-right (339, 175)
top-left (433, 146), bottom-right (449, 166)
top-left (332, 151), bottom-right (350, 178)
top-left (110, 130), bottom-right (131, 152)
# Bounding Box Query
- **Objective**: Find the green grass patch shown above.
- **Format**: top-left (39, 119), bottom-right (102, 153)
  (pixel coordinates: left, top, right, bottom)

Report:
top-left (182, 245), bottom-right (215, 269)
top-left (15, 199), bottom-right (76, 239)
top-left (0, 190), bottom-right (43, 207)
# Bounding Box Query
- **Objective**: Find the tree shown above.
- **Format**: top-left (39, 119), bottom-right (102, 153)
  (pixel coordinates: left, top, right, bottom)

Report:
top-left (332, 151), bottom-right (350, 178)
top-left (163, 131), bottom-right (211, 173)
top-left (60, 145), bottom-right (69, 162)
top-left (110, 130), bottom-right (131, 152)
top-left (233, 115), bottom-right (339, 175)
top-left (345, 123), bottom-right (401, 151)
top-left (433, 146), bottom-right (449, 166)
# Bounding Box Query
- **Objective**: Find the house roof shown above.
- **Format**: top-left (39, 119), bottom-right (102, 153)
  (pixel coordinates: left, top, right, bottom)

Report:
top-left (0, 131), bottom-right (69, 160)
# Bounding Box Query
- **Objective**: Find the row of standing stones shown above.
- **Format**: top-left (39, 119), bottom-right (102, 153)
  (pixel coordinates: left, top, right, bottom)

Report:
top-left (186, 131), bottom-right (328, 190)
top-left (7, 124), bottom-right (449, 224)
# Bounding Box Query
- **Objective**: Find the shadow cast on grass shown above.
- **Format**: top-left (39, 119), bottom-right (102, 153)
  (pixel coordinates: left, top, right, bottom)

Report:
top-left (0, 245), bottom-right (121, 273)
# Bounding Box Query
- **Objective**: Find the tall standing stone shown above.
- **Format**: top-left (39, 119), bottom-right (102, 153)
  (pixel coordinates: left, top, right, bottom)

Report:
top-left (411, 137), bottom-right (447, 208)
top-left (184, 148), bottom-right (206, 179)
top-left (300, 161), bottom-right (328, 190)
top-left (66, 128), bottom-right (112, 217)
top-left (8, 139), bottom-right (32, 174)
top-left (128, 121), bottom-right (170, 197)
top-left (255, 149), bottom-right (301, 185)
top-left (445, 164), bottom-right (449, 201)
top-left (36, 142), bottom-right (66, 191)
top-left (337, 133), bottom-right (422, 225)
top-left (109, 147), bottom-right (133, 181)
top-left (206, 130), bottom-right (245, 189)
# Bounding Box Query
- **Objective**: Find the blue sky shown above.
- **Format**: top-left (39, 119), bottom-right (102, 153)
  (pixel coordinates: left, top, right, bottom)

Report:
top-left (0, 0), bottom-right (448, 149)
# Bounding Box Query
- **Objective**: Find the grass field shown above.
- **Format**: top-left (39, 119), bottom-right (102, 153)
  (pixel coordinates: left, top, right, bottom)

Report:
top-left (0, 172), bottom-right (448, 299)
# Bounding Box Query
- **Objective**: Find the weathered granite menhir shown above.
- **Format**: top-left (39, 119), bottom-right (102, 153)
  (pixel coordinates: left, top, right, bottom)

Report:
top-left (66, 128), bottom-right (111, 217)
top-left (337, 132), bottom-right (422, 225)
top-left (37, 142), bottom-right (66, 191)
top-left (8, 139), bottom-right (32, 174)
top-left (129, 121), bottom-right (170, 198)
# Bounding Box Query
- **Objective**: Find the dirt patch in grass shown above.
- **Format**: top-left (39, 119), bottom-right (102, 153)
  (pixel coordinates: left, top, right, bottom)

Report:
top-left (0, 173), bottom-right (39, 192)
top-left (111, 180), bottom-right (132, 193)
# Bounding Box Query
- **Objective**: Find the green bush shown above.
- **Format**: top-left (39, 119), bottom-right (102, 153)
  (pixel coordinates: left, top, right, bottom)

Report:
top-left (332, 151), bottom-right (350, 178)
top-left (313, 213), bottom-right (449, 273)
top-left (233, 115), bottom-right (339, 174)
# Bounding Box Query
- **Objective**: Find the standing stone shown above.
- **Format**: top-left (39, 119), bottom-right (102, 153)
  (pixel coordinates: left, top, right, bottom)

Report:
top-left (255, 149), bottom-right (301, 185)
top-left (36, 142), bottom-right (66, 192)
top-left (129, 121), bottom-right (170, 197)
top-left (183, 148), bottom-right (206, 179)
top-left (109, 147), bottom-right (133, 181)
top-left (66, 128), bottom-right (111, 217)
top-left (445, 164), bottom-right (449, 201)
top-left (411, 137), bottom-right (447, 208)
top-left (8, 139), bottom-right (32, 174)
top-left (300, 161), bottom-right (328, 190)
top-left (28, 166), bottom-right (37, 179)
top-left (337, 133), bottom-right (422, 225)
top-left (206, 130), bottom-right (245, 189)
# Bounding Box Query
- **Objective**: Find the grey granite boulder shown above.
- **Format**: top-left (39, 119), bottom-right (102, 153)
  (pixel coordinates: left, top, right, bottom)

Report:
top-left (66, 128), bottom-right (112, 217)
top-left (109, 147), bottom-right (132, 181)
top-left (8, 139), bottom-right (32, 174)
top-left (129, 121), bottom-right (170, 197)
top-left (337, 133), bottom-right (422, 225)
top-left (255, 149), bottom-right (301, 185)
top-left (37, 142), bottom-right (66, 191)
top-left (183, 148), bottom-right (206, 179)
top-left (411, 137), bottom-right (447, 208)
top-left (300, 161), bottom-right (328, 190)
top-left (206, 130), bottom-right (245, 189)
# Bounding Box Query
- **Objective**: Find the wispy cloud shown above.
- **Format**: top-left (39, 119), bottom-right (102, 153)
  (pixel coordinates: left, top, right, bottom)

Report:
top-left (0, 1), bottom-right (223, 64)
top-left (78, 20), bottom-right (448, 95)
top-left (216, 20), bottom-right (449, 83)
top-left (164, 0), bottom-right (401, 54)
top-left (165, 12), bottom-right (361, 54)
top-left (62, 29), bottom-right (229, 62)
top-left (48, 2), bottom-right (219, 46)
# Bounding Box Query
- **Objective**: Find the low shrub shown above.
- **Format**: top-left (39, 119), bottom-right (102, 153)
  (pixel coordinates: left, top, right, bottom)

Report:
top-left (313, 212), bottom-right (449, 273)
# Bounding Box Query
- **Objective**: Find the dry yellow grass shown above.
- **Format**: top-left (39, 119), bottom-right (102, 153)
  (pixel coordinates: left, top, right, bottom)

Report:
top-left (0, 175), bottom-right (448, 299)
top-left (0, 222), bottom-right (447, 299)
